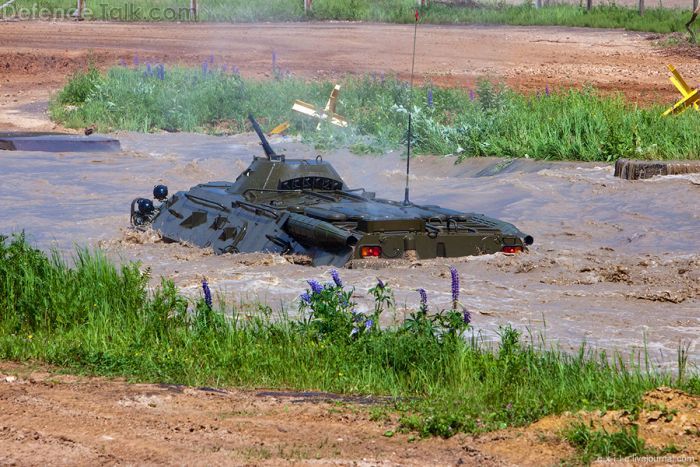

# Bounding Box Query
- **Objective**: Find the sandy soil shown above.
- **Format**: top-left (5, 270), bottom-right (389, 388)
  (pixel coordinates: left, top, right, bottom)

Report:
top-left (1, 21), bottom-right (699, 131)
top-left (2, 362), bottom-right (698, 466)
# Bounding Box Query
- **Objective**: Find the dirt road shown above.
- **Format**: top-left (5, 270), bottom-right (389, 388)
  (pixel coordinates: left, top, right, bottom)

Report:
top-left (0, 21), bottom-right (697, 131)
top-left (0, 362), bottom-right (541, 466)
top-left (2, 362), bottom-right (698, 466)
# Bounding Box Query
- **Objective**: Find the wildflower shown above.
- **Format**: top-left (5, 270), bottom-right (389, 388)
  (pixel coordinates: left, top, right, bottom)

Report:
top-left (156, 64), bottom-right (165, 81)
top-left (307, 279), bottom-right (323, 295)
top-left (469, 89), bottom-right (475, 101)
top-left (133, 54), bottom-right (139, 67)
top-left (365, 319), bottom-right (374, 331)
top-left (299, 292), bottom-right (311, 304)
top-left (232, 65), bottom-right (240, 75)
top-left (545, 84), bottom-right (550, 97)
top-left (202, 61), bottom-right (208, 76)
top-left (202, 279), bottom-right (212, 309)
top-left (462, 309), bottom-right (471, 325)
top-left (119, 58), bottom-right (126, 67)
top-left (145, 63), bottom-right (152, 77)
top-left (376, 278), bottom-right (385, 289)
top-left (450, 266), bottom-right (460, 309)
top-left (350, 327), bottom-right (359, 337)
top-left (427, 88), bottom-right (433, 108)
top-left (221, 64), bottom-right (228, 74)
top-left (209, 54), bottom-right (215, 64)
top-left (417, 288), bottom-right (428, 308)
top-left (330, 269), bottom-right (343, 287)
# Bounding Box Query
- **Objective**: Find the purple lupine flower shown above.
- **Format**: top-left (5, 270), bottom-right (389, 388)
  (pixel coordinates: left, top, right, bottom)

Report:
top-left (427, 88), bottom-right (433, 108)
top-left (221, 64), bottom-right (228, 74)
top-left (232, 65), bottom-right (240, 76)
top-left (119, 58), bottom-right (126, 67)
top-left (156, 64), bottom-right (165, 81)
top-left (376, 278), bottom-right (385, 289)
top-left (545, 84), bottom-right (550, 97)
top-left (202, 279), bottom-right (212, 309)
top-left (450, 266), bottom-right (460, 309)
top-left (133, 54), bottom-right (140, 67)
top-left (350, 327), bottom-right (359, 337)
top-left (209, 54), bottom-right (215, 64)
top-left (202, 61), bottom-right (208, 76)
top-left (330, 269), bottom-right (343, 288)
top-left (365, 319), bottom-right (374, 331)
top-left (300, 292), bottom-right (311, 304)
top-left (417, 288), bottom-right (428, 308)
top-left (469, 89), bottom-right (475, 101)
top-left (307, 279), bottom-right (323, 295)
top-left (463, 309), bottom-right (471, 325)
top-left (145, 63), bottom-right (152, 77)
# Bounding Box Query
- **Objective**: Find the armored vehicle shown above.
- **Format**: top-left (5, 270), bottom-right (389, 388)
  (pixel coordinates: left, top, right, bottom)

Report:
top-left (130, 116), bottom-right (533, 266)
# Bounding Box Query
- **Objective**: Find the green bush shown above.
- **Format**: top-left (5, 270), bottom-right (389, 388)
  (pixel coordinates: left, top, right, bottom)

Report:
top-left (51, 66), bottom-right (700, 161)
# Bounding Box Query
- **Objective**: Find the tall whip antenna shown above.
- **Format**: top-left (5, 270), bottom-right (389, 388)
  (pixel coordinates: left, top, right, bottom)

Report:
top-left (403, 8), bottom-right (420, 205)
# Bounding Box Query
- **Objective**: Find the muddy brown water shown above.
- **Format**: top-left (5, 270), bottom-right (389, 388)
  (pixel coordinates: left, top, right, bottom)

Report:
top-left (1, 132), bottom-right (699, 369)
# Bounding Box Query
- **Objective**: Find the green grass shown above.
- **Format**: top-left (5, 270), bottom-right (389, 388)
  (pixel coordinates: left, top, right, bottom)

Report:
top-left (1, 233), bottom-right (698, 438)
top-left (51, 65), bottom-right (700, 161)
top-left (564, 422), bottom-right (680, 464)
top-left (2, 0), bottom-right (697, 35)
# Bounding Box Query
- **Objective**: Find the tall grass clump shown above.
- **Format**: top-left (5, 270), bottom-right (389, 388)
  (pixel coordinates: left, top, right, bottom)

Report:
top-left (3, 0), bottom-right (694, 34)
top-left (51, 64), bottom-right (700, 161)
top-left (1, 234), bottom-right (698, 437)
top-left (564, 422), bottom-right (680, 464)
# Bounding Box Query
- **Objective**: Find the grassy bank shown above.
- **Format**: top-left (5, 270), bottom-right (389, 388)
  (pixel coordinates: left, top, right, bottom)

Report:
top-left (51, 65), bottom-right (700, 161)
top-left (1, 234), bottom-right (698, 440)
top-left (3, 0), bottom-right (695, 34)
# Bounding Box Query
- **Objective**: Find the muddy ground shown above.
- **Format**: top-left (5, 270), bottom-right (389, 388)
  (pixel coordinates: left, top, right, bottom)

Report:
top-left (1, 362), bottom-right (699, 466)
top-left (1, 21), bottom-right (699, 465)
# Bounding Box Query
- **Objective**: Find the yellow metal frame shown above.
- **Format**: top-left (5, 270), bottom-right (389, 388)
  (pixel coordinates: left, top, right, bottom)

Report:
top-left (292, 84), bottom-right (348, 128)
top-left (663, 65), bottom-right (700, 116)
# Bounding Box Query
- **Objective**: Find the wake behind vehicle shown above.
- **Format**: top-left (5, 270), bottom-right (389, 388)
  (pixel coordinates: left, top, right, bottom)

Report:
top-left (130, 116), bottom-right (533, 266)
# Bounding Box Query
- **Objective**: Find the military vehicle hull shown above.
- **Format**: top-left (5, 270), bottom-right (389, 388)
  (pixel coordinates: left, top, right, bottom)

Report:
top-left (130, 116), bottom-right (533, 266)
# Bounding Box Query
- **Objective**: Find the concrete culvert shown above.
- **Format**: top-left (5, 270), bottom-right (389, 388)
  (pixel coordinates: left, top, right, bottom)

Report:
top-left (615, 158), bottom-right (700, 180)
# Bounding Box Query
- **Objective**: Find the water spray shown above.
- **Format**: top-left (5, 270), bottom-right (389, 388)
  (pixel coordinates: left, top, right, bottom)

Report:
top-left (403, 8), bottom-right (420, 206)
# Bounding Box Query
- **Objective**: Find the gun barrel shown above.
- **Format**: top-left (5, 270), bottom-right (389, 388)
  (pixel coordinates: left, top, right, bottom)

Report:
top-left (248, 114), bottom-right (277, 160)
top-left (284, 213), bottom-right (359, 248)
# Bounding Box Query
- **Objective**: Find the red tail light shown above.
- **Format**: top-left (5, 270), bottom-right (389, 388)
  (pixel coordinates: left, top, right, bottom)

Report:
top-left (502, 245), bottom-right (523, 254)
top-left (360, 246), bottom-right (382, 258)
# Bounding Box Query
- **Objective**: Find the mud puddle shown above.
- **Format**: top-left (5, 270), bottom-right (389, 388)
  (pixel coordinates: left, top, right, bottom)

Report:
top-left (1, 132), bottom-right (698, 369)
